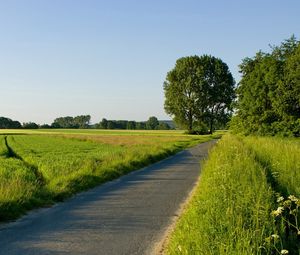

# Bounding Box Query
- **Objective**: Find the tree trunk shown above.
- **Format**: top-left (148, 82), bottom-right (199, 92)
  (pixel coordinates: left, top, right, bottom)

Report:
top-left (188, 111), bottom-right (193, 132)
top-left (209, 117), bottom-right (213, 134)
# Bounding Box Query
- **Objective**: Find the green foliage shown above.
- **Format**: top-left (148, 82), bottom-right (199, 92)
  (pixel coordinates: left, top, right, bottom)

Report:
top-left (164, 55), bottom-right (235, 133)
top-left (52, 115), bottom-right (91, 128)
top-left (0, 117), bottom-right (22, 129)
top-left (231, 36), bottom-right (300, 137)
top-left (156, 122), bottom-right (171, 130)
top-left (135, 121), bottom-right (146, 130)
top-left (146, 116), bottom-right (159, 130)
top-left (40, 124), bottom-right (51, 128)
top-left (185, 121), bottom-right (209, 135)
top-left (22, 122), bottom-right (39, 129)
top-left (96, 116), bottom-right (170, 130)
top-left (126, 121), bottom-right (136, 130)
top-left (99, 118), bottom-right (108, 129)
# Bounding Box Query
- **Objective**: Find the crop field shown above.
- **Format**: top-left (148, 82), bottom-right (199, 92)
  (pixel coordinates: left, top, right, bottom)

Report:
top-left (167, 134), bottom-right (300, 255)
top-left (0, 129), bottom-right (220, 221)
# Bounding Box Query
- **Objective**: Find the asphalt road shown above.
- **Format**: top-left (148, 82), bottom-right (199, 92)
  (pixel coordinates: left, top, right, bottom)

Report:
top-left (0, 140), bottom-right (216, 255)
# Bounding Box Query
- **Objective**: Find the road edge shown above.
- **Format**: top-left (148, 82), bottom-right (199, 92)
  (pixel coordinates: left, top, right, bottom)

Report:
top-left (154, 172), bottom-right (203, 255)
top-left (152, 140), bottom-right (218, 255)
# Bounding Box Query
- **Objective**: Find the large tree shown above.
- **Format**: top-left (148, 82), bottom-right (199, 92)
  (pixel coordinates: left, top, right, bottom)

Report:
top-left (164, 55), bottom-right (235, 133)
top-left (231, 36), bottom-right (300, 136)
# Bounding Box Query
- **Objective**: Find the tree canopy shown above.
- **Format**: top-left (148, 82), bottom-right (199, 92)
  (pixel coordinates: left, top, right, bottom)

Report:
top-left (231, 36), bottom-right (300, 136)
top-left (23, 122), bottom-right (39, 129)
top-left (0, 117), bottom-right (21, 129)
top-left (164, 55), bottom-right (235, 134)
top-left (52, 115), bottom-right (91, 128)
top-left (146, 116), bottom-right (159, 130)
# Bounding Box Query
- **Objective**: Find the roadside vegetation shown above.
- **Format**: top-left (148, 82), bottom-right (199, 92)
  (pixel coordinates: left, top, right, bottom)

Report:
top-left (0, 130), bottom-right (219, 221)
top-left (167, 134), bottom-right (300, 255)
top-left (242, 136), bottom-right (300, 196)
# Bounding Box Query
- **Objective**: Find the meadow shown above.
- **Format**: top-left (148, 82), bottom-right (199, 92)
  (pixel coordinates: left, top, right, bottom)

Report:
top-left (0, 129), bottom-right (219, 221)
top-left (167, 134), bottom-right (300, 255)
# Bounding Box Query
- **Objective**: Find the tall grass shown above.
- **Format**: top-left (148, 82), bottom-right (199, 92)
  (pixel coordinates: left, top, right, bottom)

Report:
top-left (241, 136), bottom-right (300, 253)
top-left (167, 134), bottom-right (300, 254)
top-left (167, 134), bottom-right (275, 255)
top-left (0, 136), bottom-right (40, 220)
top-left (242, 136), bottom-right (300, 196)
top-left (0, 135), bottom-right (8, 157)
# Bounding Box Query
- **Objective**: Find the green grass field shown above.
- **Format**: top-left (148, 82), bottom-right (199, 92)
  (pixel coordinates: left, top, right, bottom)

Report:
top-left (167, 134), bottom-right (300, 255)
top-left (0, 129), bottom-right (219, 221)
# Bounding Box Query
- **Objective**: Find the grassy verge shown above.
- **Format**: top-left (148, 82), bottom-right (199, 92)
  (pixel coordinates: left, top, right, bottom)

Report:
top-left (242, 136), bottom-right (300, 196)
top-left (167, 134), bottom-right (276, 254)
top-left (167, 134), bottom-right (300, 254)
top-left (0, 132), bottom-right (217, 221)
top-left (241, 136), bottom-right (300, 253)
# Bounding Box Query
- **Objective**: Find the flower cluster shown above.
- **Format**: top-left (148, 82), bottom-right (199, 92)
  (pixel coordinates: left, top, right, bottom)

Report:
top-left (271, 206), bottom-right (284, 217)
top-left (271, 194), bottom-right (300, 220)
top-left (268, 194), bottom-right (300, 254)
top-left (280, 249), bottom-right (289, 254)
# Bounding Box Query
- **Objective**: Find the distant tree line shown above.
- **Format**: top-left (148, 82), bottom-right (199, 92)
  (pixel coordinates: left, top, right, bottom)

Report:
top-left (0, 115), bottom-right (172, 130)
top-left (52, 115), bottom-right (91, 129)
top-left (94, 116), bottom-right (171, 130)
top-left (230, 36), bottom-right (300, 137)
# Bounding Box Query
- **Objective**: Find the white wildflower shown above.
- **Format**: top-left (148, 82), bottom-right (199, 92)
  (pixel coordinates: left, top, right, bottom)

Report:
top-left (271, 207), bottom-right (284, 217)
top-left (281, 249), bottom-right (289, 254)
top-left (178, 245), bottom-right (182, 252)
top-left (288, 195), bottom-right (298, 202)
top-left (277, 196), bottom-right (284, 203)
top-left (271, 234), bottom-right (279, 240)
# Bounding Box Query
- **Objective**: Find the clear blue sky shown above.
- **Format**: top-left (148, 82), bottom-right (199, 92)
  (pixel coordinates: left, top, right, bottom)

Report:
top-left (0, 0), bottom-right (299, 124)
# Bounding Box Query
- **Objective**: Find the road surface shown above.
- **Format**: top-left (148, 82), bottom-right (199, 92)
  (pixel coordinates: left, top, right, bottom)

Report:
top-left (0, 140), bottom-right (216, 255)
